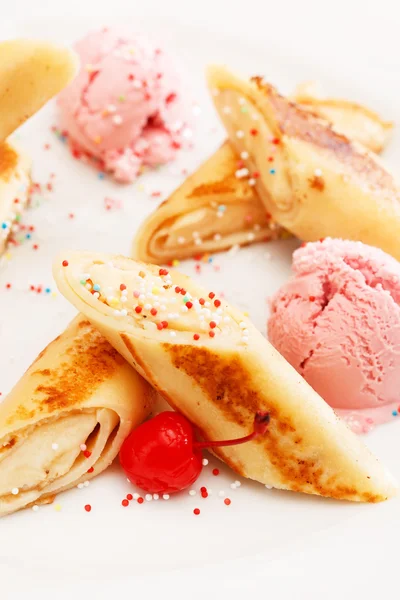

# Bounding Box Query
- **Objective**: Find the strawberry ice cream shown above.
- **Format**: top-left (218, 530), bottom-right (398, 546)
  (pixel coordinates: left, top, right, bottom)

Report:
top-left (268, 238), bottom-right (400, 434)
top-left (57, 29), bottom-right (191, 182)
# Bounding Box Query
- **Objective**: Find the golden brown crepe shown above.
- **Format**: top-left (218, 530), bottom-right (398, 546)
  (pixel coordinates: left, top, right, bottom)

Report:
top-left (0, 141), bottom-right (32, 257)
top-left (294, 81), bottom-right (393, 154)
top-left (0, 39), bottom-right (78, 141)
top-left (133, 142), bottom-right (285, 263)
top-left (0, 316), bottom-right (154, 516)
top-left (207, 66), bottom-right (400, 261)
top-left (133, 81), bottom-right (393, 263)
top-left (54, 252), bottom-right (398, 503)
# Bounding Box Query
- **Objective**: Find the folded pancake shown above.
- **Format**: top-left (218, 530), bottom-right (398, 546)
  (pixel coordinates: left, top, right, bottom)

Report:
top-left (0, 141), bottom-right (32, 257)
top-left (54, 252), bottom-right (398, 503)
top-left (0, 316), bottom-right (153, 516)
top-left (207, 66), bottom-right (400, 261)
top-left (133, 142), bottom-right (285, 263)
top-left (294, 81), bottom-right (393, 154)
top-left (133, 84), bottom-right (392, 263)
top-left (0, 39), bottom-right (78, 141)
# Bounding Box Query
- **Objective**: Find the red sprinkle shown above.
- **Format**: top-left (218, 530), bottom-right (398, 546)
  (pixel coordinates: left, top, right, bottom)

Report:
top-left (214, 300), bottom-right (221, 308)
top-left (200, 487), bottom-right (207, 493)
top-left (84, 504), bottom-right (92, 512)
top-left (33, 244), bottom-right (39, 251)
top-left (175, 286), bottom-right (181, 293)
top-left (193, 334), bottom-right (200, 341)
top-left (272, 138), bottom-right (280, 145)
top-left (126, 494), bottom-right (133, 501)
top-left (159, 268), bottom-right (169, 276)
top-left (122, 499), bottom-right (129, 507)
top-left (224, 498), bottom-right (231, 506)
top-left (135, 306), bottom-right (142, 314)
top-left (252, 171), bottom-right (260, 178)
top-left (120, 284), bottom-right (126, 291)
top-left (150, 308), bottom-right (158, 316)
top-left (209, 321), bottom-right (216, 329)
top-left (186, 301), bottom-right (193, 309)
top-left (309, 296), bottom-right (316, 302)
top-left (250, 128), bottom-right (258, 136)
top-left (62, 260), bottom-right (69, 267)
top-left (209, 292), bottom-right (215, 299)
top-left (87, 467), bottom-right (94, 474)
top-left (199, 298), bottom-right (205, 305)
top-left (156, 323), bottom-right (163, 330)
top-left (201, 490), bottom-right (208, 498)
top-left (180, 288), bottom-right (186, 295)
top-left (68, 213), bottom-right (74, 219)
top-left (5, 283), bottom-right (11, 289)
top-left (83, 450), bottom-right (92, 458)
top-left (161, 321), bottom-right (168, 329)
top-left (212, 468), bottom-right (220, 476)
top-left (137, 497), bottom-right (144, 504)
top-left (268, 157), bottom-right (274, 162)
top-left (166, 92), bottom-right (177, 104)
top-left (209, 331), bottom-right (215, 338)
top-left (193, 508), bottom-right (201, 515)
top-left (128, 74), bottom-right (135, 81)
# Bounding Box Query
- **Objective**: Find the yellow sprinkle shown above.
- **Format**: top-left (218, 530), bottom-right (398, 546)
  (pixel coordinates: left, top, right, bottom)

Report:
top-left (5, 252), bottom-right (12, 260)
top-left (85, 63), bottom-right (95, 72)
top-left (129, 48), bottom-right (135, 55)
top-left (202, 254), bottom-right (210, 263)
top-left (172, 259), bottom-right (180, 267)
top-left (109, 297), bottom-right (119, 307)
top-left (93, 135), bottom-right (102, 144)
top-left (54, 503), bottom-right (62, 512)
top-left (152, 287), bottom-right (160, 295)
top-left (243, 311), bottom-right (249, 317)
top-left (51, 292), bottom-right (57, 298)
top-left (137, 184), bottom-right (144, 192)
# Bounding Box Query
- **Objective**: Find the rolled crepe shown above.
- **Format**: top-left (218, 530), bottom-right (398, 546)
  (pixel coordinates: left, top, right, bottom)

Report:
top-left (294, 81), bottom-right (393, 154)
top-left (133, 84), bottom-right (392, 263)
top-left (133, 142), bottom-right (286, 263)
top-left (0, 316), bottom-right (153, 516)
top-left (54, 252), bottom-right (398, 502)
top-left (0, 39), bottom-right (78, 141)
top-left (207, 66), bottom-right (400, 261)
top-left (0, 141), bottom-right (31, 256)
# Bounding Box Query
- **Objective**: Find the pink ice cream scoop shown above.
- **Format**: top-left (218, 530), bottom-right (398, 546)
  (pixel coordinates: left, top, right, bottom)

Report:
top-left (268, 238), bottom-right (400, 434)
top-left (57, 28), bottom-right (191, 182)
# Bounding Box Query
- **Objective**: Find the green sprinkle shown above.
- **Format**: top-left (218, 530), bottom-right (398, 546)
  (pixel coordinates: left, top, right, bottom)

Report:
top-left (240, 107), bottom-right (248, 113)
top-left (80, 280), bottom-right (87, 285)
top-left (118, 95), bottom-right (126, 102)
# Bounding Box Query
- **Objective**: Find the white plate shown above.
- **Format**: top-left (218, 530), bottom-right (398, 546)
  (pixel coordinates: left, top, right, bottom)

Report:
top-left (1, 15), bottom-right (400, 586)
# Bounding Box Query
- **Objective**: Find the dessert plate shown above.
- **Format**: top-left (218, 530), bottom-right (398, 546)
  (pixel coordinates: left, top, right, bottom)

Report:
top-left (1, 15), bottom-right (400, 583)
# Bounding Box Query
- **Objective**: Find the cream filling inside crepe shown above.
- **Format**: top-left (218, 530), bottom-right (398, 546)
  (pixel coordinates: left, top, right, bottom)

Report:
top-left (0, 408), bottom-right (119, 511)
top-left (63, 255), bottom-right (247, 345)
top-left (149, 201), bottom-right (274, 257)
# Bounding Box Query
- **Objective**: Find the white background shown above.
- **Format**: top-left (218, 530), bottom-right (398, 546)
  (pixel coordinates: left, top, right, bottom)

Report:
top-left (2, 1), bottom-right (400, 597)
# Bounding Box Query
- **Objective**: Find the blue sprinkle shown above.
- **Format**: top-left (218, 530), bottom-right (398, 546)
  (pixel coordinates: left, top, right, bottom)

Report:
top-left (208, 257), bottom-right (213, 263)
top-left (218, 205), bottom-right (226, 212)
top-left (60, 135), bottom-right (67, 143)
top-left (26, 233), bottom-right (31, 239)
top-left (392, 411), bottom-right (398, 417)
top-left (1, 222), bottom-right (7, 229)
top-left (98, 172), bottom-right (105, 180)
top-left (93, 284), bottom-right (101, 292)
top-left (269, 169), bottom-right (276, 175)
top-left (45, 288), bottom-right (51, 294)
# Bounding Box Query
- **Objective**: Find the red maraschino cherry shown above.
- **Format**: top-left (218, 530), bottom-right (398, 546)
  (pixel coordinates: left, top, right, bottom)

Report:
top-left (119, 410), bottom-right (270, 494)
